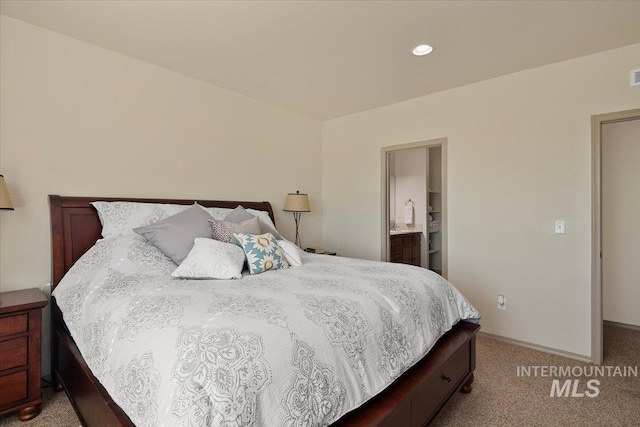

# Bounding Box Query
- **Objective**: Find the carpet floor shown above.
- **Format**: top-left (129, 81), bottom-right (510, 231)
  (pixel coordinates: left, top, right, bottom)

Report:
top-left (1, 325), bottom-right (637, 427)
top-left (433, 324), bottom-right (640, 427)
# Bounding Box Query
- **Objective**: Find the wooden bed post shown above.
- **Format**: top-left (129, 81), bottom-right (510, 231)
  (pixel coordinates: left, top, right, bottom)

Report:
top-left (48, 195), bottom-right (64, 392)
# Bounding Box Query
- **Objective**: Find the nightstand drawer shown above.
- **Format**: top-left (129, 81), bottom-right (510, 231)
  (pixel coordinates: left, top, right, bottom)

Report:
top-left (0, 337), bottom-right (28, 370)
top-left (0, 371), bottom-right (28, 406)
top-left (0, 314), bottom-right (28, 337)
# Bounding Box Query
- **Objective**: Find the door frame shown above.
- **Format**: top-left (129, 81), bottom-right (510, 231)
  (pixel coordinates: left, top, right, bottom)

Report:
top-left (381, 138), bottom-right (447, 276)
top-left (591, 108), bottom-right (640, 365)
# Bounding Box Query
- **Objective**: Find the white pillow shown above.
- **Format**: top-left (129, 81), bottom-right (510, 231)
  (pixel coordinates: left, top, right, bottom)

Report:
top-left (92, 201), bottom-right (186, 238)
top-left (277, 239), bottom-right (303, 267)
top-left (171, 238), bottom-right (245, 279)
top-left (92, 201), bottom-right (237, 238)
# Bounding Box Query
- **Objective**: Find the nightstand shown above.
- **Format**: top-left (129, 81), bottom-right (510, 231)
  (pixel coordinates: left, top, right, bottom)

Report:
top-left (0, 288), bottom-right (48, 421)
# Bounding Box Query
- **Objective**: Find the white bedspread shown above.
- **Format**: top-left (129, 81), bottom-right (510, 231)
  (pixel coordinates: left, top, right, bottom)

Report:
top-left (52, 235), bottom-right (479, 427)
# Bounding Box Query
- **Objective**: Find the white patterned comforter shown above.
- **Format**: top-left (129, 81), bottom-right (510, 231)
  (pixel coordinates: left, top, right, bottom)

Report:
top-left (52, 235), bottom-right (479, 427)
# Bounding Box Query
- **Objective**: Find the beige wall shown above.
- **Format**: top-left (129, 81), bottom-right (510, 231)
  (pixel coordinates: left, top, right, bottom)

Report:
top-left (0, 16), bottom-right (323, 372)
top-left (602, 118), bottom-right (640, 327)
top-left (322, 43), bottom-right (640, 358)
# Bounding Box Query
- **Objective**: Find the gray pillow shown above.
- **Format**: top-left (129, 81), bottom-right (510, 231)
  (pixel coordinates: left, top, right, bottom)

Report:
top-left (224, 205), bottom-right (282, 240)
top-left (209, 216), bottom-right (262, 244)
top-left (133, 204), bottom-right (214, 265)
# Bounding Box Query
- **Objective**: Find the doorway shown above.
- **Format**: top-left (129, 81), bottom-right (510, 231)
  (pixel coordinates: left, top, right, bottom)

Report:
top-left (591, 108), bottom-right (640, 365)
top-left (381, 138), bottom-right (447, 277)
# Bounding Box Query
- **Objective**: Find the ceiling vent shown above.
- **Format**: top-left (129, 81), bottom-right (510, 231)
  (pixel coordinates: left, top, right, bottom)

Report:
top-left (631, 69), bottom-right (640, 87)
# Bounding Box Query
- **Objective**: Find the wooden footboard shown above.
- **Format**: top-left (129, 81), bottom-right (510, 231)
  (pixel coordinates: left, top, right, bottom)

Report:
top-left (335, 321), bottom-right (478, 427)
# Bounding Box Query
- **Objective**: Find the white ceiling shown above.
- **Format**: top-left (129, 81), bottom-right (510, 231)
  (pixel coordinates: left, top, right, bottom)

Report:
top-left (2, 1), bottom-right (640, 120)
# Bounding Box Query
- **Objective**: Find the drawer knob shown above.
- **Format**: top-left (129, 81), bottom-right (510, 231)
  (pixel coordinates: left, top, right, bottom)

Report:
top-left (442, 375), bottom-right (451, 383)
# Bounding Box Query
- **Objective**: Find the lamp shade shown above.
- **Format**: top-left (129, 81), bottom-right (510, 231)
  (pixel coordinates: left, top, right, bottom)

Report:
top-left (283, 191), bottom-right (310, 212)
top-left (0, 175), bottom-right (14, 210)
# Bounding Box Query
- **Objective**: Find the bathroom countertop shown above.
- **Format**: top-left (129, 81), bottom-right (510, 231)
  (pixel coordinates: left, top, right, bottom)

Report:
top-left (390, 229), bottom-right (422, 236)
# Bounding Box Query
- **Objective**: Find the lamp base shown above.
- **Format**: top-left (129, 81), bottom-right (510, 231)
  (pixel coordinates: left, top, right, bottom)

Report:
top-left (293, 211), bottom-right (302, 248)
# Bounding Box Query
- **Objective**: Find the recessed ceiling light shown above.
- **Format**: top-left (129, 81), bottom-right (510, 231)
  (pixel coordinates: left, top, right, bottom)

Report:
top-left (412, 44), bottom-right (433, 56)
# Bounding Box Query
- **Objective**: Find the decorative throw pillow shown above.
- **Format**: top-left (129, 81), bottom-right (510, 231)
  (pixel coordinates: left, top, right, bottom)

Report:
top-left (277, 239), bottom-right (303, 267)
top-left (233, 232), bottom-right (289, 275)
top-left (133, 204), bottom-right (215, 265)
top-left (224, 205), bottom-right (283, 240)
top-left (171, 238), bottom-right (245, 279)
top-left (209, 217), bottom-right (262, 244)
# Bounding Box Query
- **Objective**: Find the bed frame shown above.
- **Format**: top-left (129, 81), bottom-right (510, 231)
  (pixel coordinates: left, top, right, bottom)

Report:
top-left (49, 195), bottom-right (479, 427)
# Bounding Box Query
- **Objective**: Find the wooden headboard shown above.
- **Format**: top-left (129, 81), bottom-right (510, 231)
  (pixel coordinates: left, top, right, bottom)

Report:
top-left (49, 195), bottom-right (275, 290)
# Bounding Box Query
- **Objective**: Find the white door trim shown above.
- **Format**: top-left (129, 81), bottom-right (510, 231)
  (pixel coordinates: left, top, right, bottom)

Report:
top-left (380, 138), bottom-right (447, 276)
top-left (591, 108), bottom-right (640, 365)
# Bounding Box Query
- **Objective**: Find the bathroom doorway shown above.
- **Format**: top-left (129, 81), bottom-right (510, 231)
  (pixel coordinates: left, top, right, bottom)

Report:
top-left (381, 138), bottom-right (447, 277)
top-left (591, 108), bottom-right (640, 364)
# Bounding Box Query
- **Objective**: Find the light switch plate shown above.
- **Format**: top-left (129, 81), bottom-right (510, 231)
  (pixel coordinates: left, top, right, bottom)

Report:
top-left (555, 220), bottom-right (565, 234)
top-left (498, 294), bottom-right (507, 310)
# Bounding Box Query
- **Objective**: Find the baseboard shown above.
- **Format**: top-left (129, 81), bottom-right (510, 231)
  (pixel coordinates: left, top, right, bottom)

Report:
top-left (604, 320), bottom-right (640, 331)
top-left (478, 332), bottom-right (591, 363)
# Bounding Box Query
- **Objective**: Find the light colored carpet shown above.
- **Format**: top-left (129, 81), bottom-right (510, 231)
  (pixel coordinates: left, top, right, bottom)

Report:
top-left (434, 324), bottom-right (640, 427)
top-left (1, 325), bottom-right (637, 426)
top-left (0, 386), bottom-right (80, 427)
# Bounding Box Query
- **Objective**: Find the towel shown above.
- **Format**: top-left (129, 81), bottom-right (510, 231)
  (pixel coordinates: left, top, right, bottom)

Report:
top-left (405, 205), bottom-right (414, 225)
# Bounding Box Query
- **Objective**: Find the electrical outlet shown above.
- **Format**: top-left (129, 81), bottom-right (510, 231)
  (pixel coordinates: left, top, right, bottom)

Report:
top-left (498, 294), bottom-right (507, 310)
top-left (555, 220), bottom-right (565, 234)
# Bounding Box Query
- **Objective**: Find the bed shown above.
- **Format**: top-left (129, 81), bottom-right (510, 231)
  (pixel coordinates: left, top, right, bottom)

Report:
top-left (49, 195), bottom-right (480, 427)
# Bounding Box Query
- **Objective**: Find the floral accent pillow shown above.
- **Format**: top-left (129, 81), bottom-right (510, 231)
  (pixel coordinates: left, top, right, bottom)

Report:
top-left (171, 238), bottom-right (245, 279)
top-left (233, 232), bottom-right (289, 275)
